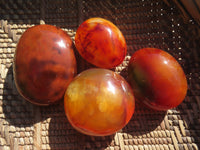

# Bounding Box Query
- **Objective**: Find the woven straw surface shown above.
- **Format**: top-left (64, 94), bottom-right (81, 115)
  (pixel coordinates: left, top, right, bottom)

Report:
top-left (0, 0), bottom-right (200, 149)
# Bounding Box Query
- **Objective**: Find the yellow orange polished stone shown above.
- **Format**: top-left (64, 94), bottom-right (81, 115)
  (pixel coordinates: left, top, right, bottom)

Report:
top-left (64, 68), bottom-right (135, 136)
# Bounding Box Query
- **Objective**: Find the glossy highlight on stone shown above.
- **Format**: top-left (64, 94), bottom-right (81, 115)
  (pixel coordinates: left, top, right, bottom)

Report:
top-left (14, 24), bottom-right (77, 105)
top-left (64, 68), bottom-right (135, 136)
top-left (75, 18), bottom-right (127, 68)
top-left (128, 48), bottom-right (187, 110)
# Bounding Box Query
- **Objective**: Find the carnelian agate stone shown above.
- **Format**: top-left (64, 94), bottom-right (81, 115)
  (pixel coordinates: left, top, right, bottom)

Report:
top-left (128, 48), bottom-right (187, 110)
top-left (64, 69), bottom-right (135, 136)
top-left (75, 18), bottom-right (127, 68)
top-left (14, 25), bottom-right (76, 105)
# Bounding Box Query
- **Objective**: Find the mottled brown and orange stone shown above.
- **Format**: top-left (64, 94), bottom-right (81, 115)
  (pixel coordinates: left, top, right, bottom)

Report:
top-left (64, 69), bottom-right (135, 136)
top-left (14, 24), bottom-right (77, 105)
top-left (75, 18), bottom-right (127, 68)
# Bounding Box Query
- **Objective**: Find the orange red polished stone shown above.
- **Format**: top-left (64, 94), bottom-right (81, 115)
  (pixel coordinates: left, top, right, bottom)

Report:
top-left (128, 48), bottom-right (187, 110)
top-left (75, 18), bottom-right (127, 68)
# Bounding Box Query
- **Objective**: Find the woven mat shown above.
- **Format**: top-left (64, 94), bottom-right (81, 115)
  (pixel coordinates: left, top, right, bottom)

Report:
top-left (0, 0), bottom-right (200, 150)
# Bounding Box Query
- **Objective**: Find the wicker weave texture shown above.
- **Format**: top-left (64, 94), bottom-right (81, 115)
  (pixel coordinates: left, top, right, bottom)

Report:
top-left (0, 0), bottom-right (200, 150)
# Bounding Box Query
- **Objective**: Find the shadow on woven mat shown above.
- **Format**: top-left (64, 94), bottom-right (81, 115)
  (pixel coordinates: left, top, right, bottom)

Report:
top-left (2, 65), bottom-right (48, 127)
top-left (123, 101), bottom-right (166, 135)
top-left (73, 43), bottom-right (96, 74)
top-left (176, 23), bottom-right (200, 147)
